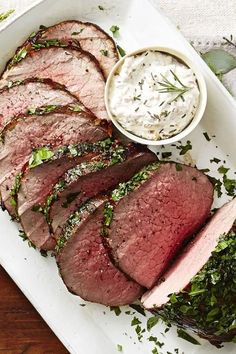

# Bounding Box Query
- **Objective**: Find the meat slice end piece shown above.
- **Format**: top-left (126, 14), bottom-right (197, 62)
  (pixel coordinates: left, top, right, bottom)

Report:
top-left (142, 198), bottom-right (236, 309)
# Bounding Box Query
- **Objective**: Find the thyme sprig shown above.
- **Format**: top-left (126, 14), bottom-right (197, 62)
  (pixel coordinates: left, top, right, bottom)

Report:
top-left (157, 70), bottom-right (191, 102)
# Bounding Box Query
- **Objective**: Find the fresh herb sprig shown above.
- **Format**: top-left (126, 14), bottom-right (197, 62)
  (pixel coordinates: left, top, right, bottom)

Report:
top-left (157, 70), bottom-right (191, 102)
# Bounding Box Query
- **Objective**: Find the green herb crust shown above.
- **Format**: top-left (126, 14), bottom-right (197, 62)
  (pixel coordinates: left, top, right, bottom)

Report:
top-left (10, 138), bottom-right (118, 214)
top-left (111, 162), bottom-right (160, 202)
top-left (157, 228), bottom-right (236, 346)
top-left (7, 38), bottom-right (67, 69)
top-left (0, 9), bottom-right (15, 23)
top-left (10, 172), bottom-right (23, 208)
top-left (55, 200), bottom-right (97, 253)
top-left (102, 162), bottom-right (160, 236)
top-left (34, 143), bottom-right (125, 223)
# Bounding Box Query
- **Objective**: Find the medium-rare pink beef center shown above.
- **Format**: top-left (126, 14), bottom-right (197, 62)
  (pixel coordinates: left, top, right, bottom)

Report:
top-left (107, 163), bottom-right (213, 288)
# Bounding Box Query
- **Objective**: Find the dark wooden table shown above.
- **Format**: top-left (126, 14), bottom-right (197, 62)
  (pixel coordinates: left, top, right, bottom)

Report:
top-left (0, 266), bottom-right (68, 354)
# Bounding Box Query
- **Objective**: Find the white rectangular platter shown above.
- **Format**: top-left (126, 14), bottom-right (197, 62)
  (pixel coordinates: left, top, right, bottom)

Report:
top-left (0, 1), bottom-right (235, 353)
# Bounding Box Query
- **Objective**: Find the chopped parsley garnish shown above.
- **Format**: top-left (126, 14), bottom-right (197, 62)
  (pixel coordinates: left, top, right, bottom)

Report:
top-left (203, 132), bottom-right (211, 141)
top-left (159, 230), bottom-right (236, 341)
top-left (177, 140), bottom-right (192, 155)
top-left (129, 304), bottom-right (146, 316)
top-left (175, 164), bottom-right (183, 171)
top-left (223, 175), bottom-right (236, 196)
top-left (19, 230), bottom-right (36, 249)
top-left (9, 47), bottom-right (28, 67)
top-left (29, 147), bottom-right (54, 169)
top-left (62, 192), bottom-right (80, 208)
top-left (28, 105), bottom-right (58, 115)
top-left (7, 80), bottom-right (23, 88)
top-left (134, 323), bottom-right (145, 342)
top-left (177, 329), bottom-right (201, 345)
top-left (161, 152), bottom-right (172, 159)
top-left (131, 317), bottom-right (142, 326)
top-left (98, 5), bottom-right (105, 10)
top-left (147, 316), bottom-right (159, 331)
top-left (0, 9), bottom-right (14, 22)
top-left (103, 202), bottom-right (113, 228)
top-left (40, 250), bottom-right (48, 257)
top-left (117, 344), bottom-right (123, 352)
top-left (100, 49), bottom-right (108, 56)
top-left (19, 230), bottom-right (27, 241)
top-left (39, 24), bottom-right (47, 30)
top-left (29, 31), bottom-right (36, 38)
top-left (10, 172), bottom-right (23, 208)
top-left (148, 336), bottom-right (164, 348)
top-left (111, 163), bottom-right (160, 202)
top-left (70, 104), bottom-right (83, 112)
top-left (217, 165), bottom-right (229, 174)
top-left (110, 306), bottom-right (121, 316)
top-left (34, 144), bottom-right (125, 223)
top-left (200, 168), bottom-right (210, 173)
top-left (210, 157), bottom-right (221, 164)
top-left (110, 25), bottom-right (120, 37)
top-left (71, 28), bottom-right (84, 35)
top-left (208, 175), bottom-right (223, 197)
top-left (117, 45), bottom-right (126, 57)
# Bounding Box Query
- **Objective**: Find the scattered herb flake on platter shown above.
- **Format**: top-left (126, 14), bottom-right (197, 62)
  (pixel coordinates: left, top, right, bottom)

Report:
top-left (177, 141), bottom-right (192, 155)
top-left (210, 157), bottom-right (221, 164)
top-left (129, 304), bottom-right (146, 316)
top-left (162, 152), bottom-right (172, 159)
top-left (117, 45), bottom-right (126, 57)
top-left (0, 9), bottom-right (15, 22)
top-left (110, 306), bottom-right (121, 316)
top-left (117, 344), bottom-right (123, 352)
top-left (147, 316), bottom-right (159, 331)
top-left (177, 329), bottom-right (200, 345)
top-left (110, 25), bottom-right (120, 37)
top-left (203, 132), bottom-right (211, 141)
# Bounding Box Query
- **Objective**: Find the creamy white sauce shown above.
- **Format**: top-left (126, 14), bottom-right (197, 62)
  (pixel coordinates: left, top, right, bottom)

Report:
top-left (108, 50), bottom-right (200, 140)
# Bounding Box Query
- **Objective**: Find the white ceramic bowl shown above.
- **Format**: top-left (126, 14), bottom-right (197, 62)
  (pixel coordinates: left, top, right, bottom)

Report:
top-left (105, 46), bottom-right (207, 146)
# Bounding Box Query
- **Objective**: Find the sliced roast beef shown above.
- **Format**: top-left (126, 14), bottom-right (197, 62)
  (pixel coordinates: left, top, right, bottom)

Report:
top-left (18, 144), bottom-right (157, 250)
top-left (17, 151), bottom-right (102, 250)
top-left (0, 106), bottom-right (109, 216)
top-left (0, 79), bottom-right (79, 130)
top-left (57, 196), bottom-right (144, 306)
top-left (142, 198), bottom-right (236, 347)
top-left (32, 20), bottom-right (119, 78)
top-left (0, 46), bottom-right (108, 120)
top-left (106, 162), bottom-right (214, 288)
top-left (17, 139), bottom-right (123, 250)
top-left (50, 147), bottom-right (157, 240)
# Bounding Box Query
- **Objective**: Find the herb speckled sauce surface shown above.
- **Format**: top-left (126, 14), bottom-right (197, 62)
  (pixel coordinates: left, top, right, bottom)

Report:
top-left (109, 50), bottom-right (200, 140)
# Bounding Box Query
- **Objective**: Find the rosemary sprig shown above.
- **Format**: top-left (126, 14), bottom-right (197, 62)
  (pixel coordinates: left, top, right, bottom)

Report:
top-left (223, 35), bottom-right (236, 48)
top-left (156, 70), bottom-right (191, 102)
